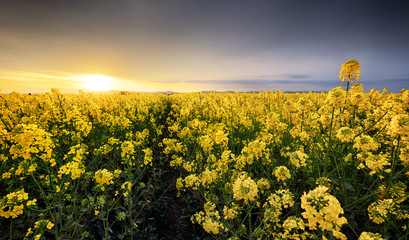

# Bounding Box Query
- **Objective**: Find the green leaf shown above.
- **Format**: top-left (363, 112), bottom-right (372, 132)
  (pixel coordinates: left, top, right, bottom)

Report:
top-left (344, 181), bottom-right (354, 191)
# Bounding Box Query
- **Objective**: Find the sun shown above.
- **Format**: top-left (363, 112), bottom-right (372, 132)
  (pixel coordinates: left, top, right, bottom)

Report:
top-left (78, 74), bottom-right (114, 92)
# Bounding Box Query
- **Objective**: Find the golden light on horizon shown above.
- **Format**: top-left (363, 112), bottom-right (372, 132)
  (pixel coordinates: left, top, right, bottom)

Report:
top-left (77, 74), bottom-right (115, 92)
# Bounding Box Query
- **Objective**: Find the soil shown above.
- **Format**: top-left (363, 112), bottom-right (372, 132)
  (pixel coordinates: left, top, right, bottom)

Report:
top-left (160, 167), bottom-right (188, 240)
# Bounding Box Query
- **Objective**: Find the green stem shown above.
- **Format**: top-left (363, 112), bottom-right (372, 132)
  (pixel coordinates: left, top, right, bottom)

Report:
top-left (355, 107), bottom-right (391, 138)
top-left (127, 164), bottom-right (134, 240)
top-left (31, 173), bottom-right (61, 239)
top-left (343, 191), bottom-right (379, 209)
top-left (248, 204), bottom-right (252, 240)
top-left (346, 80), bottom-right (350, 92)
top-left (326, 160), bottom-right (347, 177)
top-left (31, 174), bottom-right (52, 210)
top-left (341, 79), bottom-right (350, 113)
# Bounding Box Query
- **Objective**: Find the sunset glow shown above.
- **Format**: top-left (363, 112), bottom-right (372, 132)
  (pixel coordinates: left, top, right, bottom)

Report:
top-left (78, 75), bottom-right (114, 92)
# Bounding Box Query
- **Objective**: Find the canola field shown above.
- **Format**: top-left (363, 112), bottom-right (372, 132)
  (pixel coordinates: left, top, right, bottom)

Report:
top-left (1, 60), bottom-right (409, 240)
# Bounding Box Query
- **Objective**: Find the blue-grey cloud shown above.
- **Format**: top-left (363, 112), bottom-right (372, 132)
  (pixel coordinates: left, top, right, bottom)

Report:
top-left (363, 79), bottom-right (409, 93)
top-left (256, 74), bottom-right (312, 80)
top-left (161, 79), bottom-right (342, 92)
top-left (182, 79), bottom-right (337, 86)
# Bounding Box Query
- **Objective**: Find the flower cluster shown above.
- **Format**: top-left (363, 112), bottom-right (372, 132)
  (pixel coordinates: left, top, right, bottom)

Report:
top-left (58, 161), bottom-right (85, 180)
top-left (339, 59), bottom-right (360, 84)
top-left (358, 231), bottom-right (385, 240)
top-left (301, 186), bottom-right (347, 239)
top-left (273, 166), bottom-right (291, 182)
top-left (281, 216), bottom-right (307, 239)
top-left (191, 202), bottom-right (226, 234)
top-left (367, 199), bottom-right (396, 224)
top-left (232, 173), bottom-right (259, 203)
top-left (94, 169), bottom-right (120, 191)
top-left (0, 189), bottom-right (36, 218)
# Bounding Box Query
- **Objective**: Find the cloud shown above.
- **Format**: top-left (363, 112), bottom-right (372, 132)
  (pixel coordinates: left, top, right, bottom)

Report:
top-left (257, 74), bottom-right (312, 80)
top-left (154, 78), bottom-right (341, 92)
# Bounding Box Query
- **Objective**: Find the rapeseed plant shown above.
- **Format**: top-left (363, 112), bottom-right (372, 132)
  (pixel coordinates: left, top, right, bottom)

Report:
top-left (301, 186), bottom-right (347, 239)
top-left (232, 173), bottom-right (259, 204)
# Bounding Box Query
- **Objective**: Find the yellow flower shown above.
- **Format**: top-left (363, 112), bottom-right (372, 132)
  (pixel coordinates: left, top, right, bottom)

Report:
top-left (288, 150), bottom-right (308, 168)
top-left (0, 189), bottom-right (34, 219)
top-left (199, 135), bottom-right (214, 153)
top-left (358, 231), bottom-right (385, 240)
top-left (26, 227), bottom-right (33, 236)
top-left (354, 135), bottom-right (379, 151)
top-left (176, 177), bottom-right (184, 192)
top-left (192, 202), bottom-right (225, 235)
top-left (336, 127), bottom-right (355, 143)
top-left (121, 141), bottom-right (135, 164)
top-left (256, 178), bottom-right (270, 193)
top-left (368, 199), bottom-right (396, 224)
top-left (65, 144), bottom-right (88, 162)
top-left (315, 177), bottom-right (332, 191)
top-left (301, 186), bottom-right (347, 238)
top-left (121, 181), bottom-right (132, 197)
top-left (47, 221), bottom-right (54, 230)
top-left (350, 83), bottom-right (365, 106)
top-left (184, 174), bottom-right (201, 190)
top-left (263, 189), bottom-right (294, 225)
top-left (58, 161), bottom-right (85, 180)
top-left (2, 172), bottom-right (11, 179)
top-left (223, 203), bottom-right (240, 220)
top-left (387, 114), bottom-right (409, 138)
top-left (94, 169), bottom-right (114, 191)
top-left (27, 163), bottom-right (37, 173)
top-left (232, 173), bottom-right (258, 203)
top-left (325, 87), bottom-right (347, 108)
top-left (170, 156), bottom-right (184, 167)
top-left (282, 216), bottom-right (305, 233)
top-left (200, 168), bottom-right (218, 186)
top-left (143, 148), bottom-right (153, 166)
top-left (0, 154), bottom-right (8, 162)
top-left (339, 59), bottom-right (360, 84)
top-left (27, 199), bottom-right (37, 206)
top-left (113, 169), bottom-right (122, 177)
top-left (273, 166), bottom-right (291, 182)
top-left (201, 216), bottom-right (224, 234)
top-left (388, 181), bottom-right (407, 204)
top-left (51, 88), bottom-right (60, 94)
top-left (356, 151), bottom-right (390, 176)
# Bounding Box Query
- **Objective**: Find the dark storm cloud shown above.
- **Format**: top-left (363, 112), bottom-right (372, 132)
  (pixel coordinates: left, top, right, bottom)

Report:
top-left (3, 0), bottom-right (408, 52)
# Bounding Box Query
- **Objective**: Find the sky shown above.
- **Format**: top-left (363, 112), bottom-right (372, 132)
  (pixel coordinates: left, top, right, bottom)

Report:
top-left (1, 0), bottom-right (409, 93)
